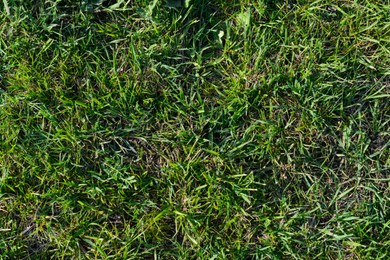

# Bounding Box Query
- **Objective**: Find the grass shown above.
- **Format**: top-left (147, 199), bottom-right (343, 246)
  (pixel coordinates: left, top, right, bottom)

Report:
top-left (0, 0), bottom-right (389, 258)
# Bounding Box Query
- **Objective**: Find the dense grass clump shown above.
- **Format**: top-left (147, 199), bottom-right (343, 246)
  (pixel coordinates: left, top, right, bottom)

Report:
top-left (1, 0), bottom-right (389, 258)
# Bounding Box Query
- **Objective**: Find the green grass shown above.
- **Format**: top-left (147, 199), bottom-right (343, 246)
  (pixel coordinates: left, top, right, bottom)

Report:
top-left (0, 0), bottom-right (389, 258)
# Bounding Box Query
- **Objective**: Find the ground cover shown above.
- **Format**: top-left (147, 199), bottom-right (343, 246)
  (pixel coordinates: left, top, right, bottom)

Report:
top-left (0, 0), bottom-right (389, 258)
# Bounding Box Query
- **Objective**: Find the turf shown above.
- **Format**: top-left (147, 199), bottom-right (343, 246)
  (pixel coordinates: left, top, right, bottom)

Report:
top-left (0, 0), bottom-right (389, 258)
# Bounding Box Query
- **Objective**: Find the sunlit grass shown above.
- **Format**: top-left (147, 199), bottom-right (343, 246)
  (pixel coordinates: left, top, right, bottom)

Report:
top-left (1, 0), bottom-right (389, 258)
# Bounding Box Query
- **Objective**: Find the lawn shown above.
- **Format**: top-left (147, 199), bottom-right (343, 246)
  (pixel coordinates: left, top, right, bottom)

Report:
top-left (0, 0), bottom-right (389, 258)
